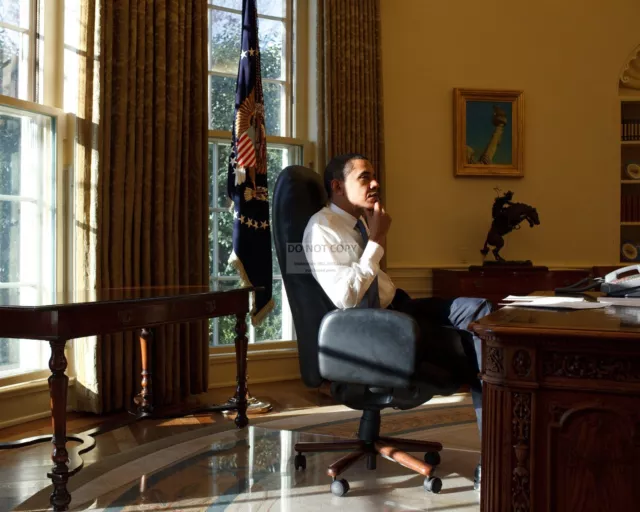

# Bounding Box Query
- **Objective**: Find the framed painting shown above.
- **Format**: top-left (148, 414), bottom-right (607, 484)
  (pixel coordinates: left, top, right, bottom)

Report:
top-left (454, 88), bottom-right (524, 177)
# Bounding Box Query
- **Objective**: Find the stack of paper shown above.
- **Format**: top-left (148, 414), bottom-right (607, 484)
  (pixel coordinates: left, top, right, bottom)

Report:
top-left (500, 295), bottom-right (608, 310)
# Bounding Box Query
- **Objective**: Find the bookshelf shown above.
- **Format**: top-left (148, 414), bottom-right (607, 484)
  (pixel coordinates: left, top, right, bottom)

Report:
top-left (619, 91), bottom-right (640, 262)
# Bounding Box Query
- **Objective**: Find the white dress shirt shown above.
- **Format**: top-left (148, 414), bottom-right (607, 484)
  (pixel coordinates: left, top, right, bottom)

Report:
top-left (302, 202), bottom-right (396, 309)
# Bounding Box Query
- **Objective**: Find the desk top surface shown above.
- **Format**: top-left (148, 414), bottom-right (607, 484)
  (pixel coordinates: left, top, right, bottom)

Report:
top-left (0, 286), bottom-right (256, 310)
top-left (472, 293), bottom-right (640, 338)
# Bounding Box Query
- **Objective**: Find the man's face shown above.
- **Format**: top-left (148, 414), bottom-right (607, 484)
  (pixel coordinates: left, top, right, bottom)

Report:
top-left (335, 159), bottom-right (380, 210)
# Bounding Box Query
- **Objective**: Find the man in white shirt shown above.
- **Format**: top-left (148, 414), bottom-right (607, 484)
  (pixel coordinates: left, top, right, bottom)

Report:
top-left (303, 153), bottom-right (492, 491)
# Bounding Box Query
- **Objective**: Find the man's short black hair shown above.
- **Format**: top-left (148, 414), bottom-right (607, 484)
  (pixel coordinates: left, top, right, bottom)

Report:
top-left (324, 153), bottom-right (369, 198)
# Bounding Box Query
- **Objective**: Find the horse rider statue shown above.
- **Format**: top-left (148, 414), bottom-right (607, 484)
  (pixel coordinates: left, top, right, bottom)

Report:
top-left (480, 189), bottom-right (540, 262)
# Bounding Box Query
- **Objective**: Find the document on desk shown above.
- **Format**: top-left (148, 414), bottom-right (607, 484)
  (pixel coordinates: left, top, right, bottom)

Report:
top-left (499, 296), bottom-right (608, 309)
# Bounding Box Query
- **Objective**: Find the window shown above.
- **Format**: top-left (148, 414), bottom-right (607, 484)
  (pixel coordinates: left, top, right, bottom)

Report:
top-left (208, 0), bottom-right (301, 347)
top-left (0, 99), bottom-right (59, 376)
top-left (0, 0), bottom-right (43, 102)
top-left (208, 139), bottom-right (299, 346)
top-left (0, 0), bottom-right (66, 379)
top-left (208, 0), bottom-right (292, 136)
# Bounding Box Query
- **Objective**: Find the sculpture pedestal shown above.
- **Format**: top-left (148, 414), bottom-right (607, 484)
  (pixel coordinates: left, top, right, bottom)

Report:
top-left (477, 260), bottom-right (537, 268)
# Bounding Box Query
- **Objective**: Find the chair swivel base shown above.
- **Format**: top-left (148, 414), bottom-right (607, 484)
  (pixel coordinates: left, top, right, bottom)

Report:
top-left (293, 435), bottom-right (443, 497)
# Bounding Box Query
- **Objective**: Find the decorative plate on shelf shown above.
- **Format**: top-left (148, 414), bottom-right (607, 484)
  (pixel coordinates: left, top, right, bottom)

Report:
top-left (621, 241), bottom-right (639, 261)
top-left (625, 163), bottom-right (640, 180)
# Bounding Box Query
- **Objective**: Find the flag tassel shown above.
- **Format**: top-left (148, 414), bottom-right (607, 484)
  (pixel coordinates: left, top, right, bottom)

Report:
top-left (229, 250), bottom-right (275, 326)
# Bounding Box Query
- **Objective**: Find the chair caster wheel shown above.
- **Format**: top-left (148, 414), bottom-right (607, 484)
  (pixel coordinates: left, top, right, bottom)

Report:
top-left (294, 454), bottom-right (306, 470)
top-left (424, 476), bottom-right (442, 494)
top-left (424, 451), bottom-right (441, 466)
top-left (331, 478), bottom-right (350, 497)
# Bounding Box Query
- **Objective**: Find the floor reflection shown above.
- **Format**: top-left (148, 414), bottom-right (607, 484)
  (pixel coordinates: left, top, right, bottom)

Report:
top-left (80, 425), bottom-right (480, 512)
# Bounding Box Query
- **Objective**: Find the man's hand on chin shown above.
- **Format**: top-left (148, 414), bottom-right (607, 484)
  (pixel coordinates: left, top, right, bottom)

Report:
top-left (365, 201), bottom-right (391, 247)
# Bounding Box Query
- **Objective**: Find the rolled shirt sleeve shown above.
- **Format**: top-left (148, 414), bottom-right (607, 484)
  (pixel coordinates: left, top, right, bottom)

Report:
top-left (302, 223), bottom-right (384, 309)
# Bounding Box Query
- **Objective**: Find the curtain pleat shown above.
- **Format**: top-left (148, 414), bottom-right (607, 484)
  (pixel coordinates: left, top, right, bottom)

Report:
top-left (75, 0), bottom-right (209, 413)
top-left (317, 0), bottom-right (385, 181)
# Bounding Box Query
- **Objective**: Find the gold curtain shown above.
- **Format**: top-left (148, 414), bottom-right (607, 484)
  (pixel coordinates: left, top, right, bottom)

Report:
top-left (316, 0), bottom-right (385, 179)
top-left (74, 0), bottom-right (210, 413)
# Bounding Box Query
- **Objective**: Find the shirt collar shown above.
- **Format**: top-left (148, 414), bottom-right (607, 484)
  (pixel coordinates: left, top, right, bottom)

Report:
top-left (329, 202), bottom-right (362, 228)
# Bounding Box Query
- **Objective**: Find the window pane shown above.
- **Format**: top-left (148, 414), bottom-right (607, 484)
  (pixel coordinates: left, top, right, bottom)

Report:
top-left (0, 200), bottom-right (27, 282)
top-left (266, 147), bottom-right (287, 275)
top-left (0, 113), bottom-right (21, 195)
top-left (217, 142), bottom-right (232, 209)
top-left (0, 103), bottom-right (56, 377)
top-left (259, 19), bottom-right (284, 80)
top-left (0, 28), bottom-right (28, 99)
top-left (64, 0), bottom-right (81, 47)
top-left (212, 279), bottom-right (242, 346)
top-left (208, 209), bottom-right (215, 278)
top-left (210, 74), bottom-right (236, 131)
top-left (210, 0), bottom-right (242, 10)
top-left (263, 81), bottom-right (282, 136)
top-left (258, 0), bottom-right (285, 17)
top-left (0, 0), bottom-right (29, 28)
top-left (208, 143), bottom-right (214, 209)
top-left (35, 0), bottom-right (43, 103)
top-left (0, 337), bottom-right (19, 372)
top-left (209, 9), bottom-right (241, 74)
top-left (210, 0), bottom-right (285, 17)
top-left (217, 211), bottom-right (236, 276)
top-left (254, 278), bottom-right (282, 342)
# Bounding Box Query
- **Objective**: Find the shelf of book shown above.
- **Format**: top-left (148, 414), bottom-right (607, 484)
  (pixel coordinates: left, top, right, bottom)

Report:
top-left (620, 97), bottom-right (640, 262)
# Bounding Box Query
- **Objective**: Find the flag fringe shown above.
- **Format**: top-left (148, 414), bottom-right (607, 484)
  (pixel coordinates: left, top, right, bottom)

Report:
top-left (228, 250), bottom-right (274, 326)
top-left (251, 297), bottom-right (275, 327)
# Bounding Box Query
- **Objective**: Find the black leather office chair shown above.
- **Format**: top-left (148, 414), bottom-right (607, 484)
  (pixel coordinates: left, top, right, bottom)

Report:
top-left (272, 166), bottom-right (467, 497)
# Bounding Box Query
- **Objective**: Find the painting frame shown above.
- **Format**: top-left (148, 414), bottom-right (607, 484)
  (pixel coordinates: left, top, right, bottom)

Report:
top-left (454, 88), bottom-right (524, 177)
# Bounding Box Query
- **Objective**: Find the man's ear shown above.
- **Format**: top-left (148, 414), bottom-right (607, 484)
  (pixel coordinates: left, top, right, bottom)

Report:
top-left (331, 179), bottom-right (343, 196)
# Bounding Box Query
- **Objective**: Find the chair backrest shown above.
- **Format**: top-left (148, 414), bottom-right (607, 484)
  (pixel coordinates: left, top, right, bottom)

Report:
top-left (272, 165), bottom-right (336, 388)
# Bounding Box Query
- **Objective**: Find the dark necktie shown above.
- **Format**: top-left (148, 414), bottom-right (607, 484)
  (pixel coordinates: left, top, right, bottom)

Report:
top-left (355, 219), bottom-right (380, 308)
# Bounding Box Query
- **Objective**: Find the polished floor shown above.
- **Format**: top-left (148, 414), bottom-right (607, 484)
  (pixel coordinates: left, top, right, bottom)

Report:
top-left (2, 382), bottom-right (481, 511)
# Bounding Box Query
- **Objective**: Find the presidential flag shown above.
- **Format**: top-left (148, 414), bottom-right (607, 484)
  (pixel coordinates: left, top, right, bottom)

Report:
top-left (227, 0), bottom-right (273, 325)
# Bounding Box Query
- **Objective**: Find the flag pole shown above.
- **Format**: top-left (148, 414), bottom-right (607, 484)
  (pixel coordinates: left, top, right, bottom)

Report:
top-left (225, 0), bottom-right (274, 417)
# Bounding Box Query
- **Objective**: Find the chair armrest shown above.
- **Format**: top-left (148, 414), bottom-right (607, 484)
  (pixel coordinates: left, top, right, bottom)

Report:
top-left (318, 308), bottom-right (419, 388)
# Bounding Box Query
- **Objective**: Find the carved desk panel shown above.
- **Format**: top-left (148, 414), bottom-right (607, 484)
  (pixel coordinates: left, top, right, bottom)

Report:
top-left (471, 301), bottom-right (640, 512)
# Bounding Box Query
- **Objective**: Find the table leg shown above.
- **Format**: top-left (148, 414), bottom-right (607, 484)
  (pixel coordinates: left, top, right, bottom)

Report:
top-left (233, 312), bottom-right (249, 428)
top-left (136, 328), bottom-right (154, 415)
top-left (48, 339), bottom-right (71, 511)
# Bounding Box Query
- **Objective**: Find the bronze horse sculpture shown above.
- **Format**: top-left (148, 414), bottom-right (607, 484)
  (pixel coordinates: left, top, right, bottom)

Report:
top-left (480, 193), bottom-right (540, 262)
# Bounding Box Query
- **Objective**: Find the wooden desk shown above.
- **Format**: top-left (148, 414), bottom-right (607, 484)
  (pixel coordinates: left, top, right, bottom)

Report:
top-left (0, 286), bottom-right (255, 512)
top-left (471, 299), bottom-right (640, 512)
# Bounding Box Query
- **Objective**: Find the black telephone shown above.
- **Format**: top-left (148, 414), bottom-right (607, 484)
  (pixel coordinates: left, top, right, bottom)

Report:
top-left (555, 264), bottom-right (640, 298)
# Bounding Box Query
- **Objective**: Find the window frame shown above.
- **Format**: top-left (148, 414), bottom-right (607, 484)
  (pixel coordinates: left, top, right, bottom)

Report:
top-left (207, 0), bottom-right (295, 138)
top-left (0, 93), bottom-right (74, 383)
top-left (1, 0), bottom-right (311, 381)
top-left (208, 132), bottom-right (303, 349)
top-left (207, 0), bottom-right (308, 352)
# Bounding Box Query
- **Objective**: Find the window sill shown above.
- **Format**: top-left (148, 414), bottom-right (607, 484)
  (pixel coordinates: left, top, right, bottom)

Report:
top-left (0, 375), bottom-right (76, 430)
top-left (208, 340), bottom-right (300, 388)
top-left (0, 375), bottom-right (75, 399)
top-left (209, 340), bottom-right (297, 356)
top-left (0, 369), bottom-right (51, 389)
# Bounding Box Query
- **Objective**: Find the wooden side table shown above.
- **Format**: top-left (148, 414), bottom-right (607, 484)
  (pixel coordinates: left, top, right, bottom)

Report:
top-left (432, 266), bottom-right (591, 305)
top-left (0, 286), bottom-right (256, 512)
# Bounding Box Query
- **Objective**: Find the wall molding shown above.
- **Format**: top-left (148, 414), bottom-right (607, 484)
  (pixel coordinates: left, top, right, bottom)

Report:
top-left (0, 377), bottom-right (76, 430)
top-left (208, 347), bottom-right (301, 389)
top-left (387, 266), bottom-right (434, 297)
